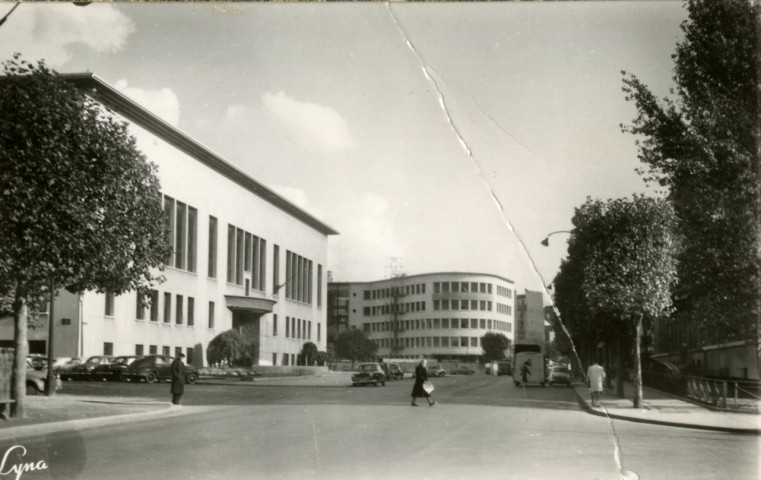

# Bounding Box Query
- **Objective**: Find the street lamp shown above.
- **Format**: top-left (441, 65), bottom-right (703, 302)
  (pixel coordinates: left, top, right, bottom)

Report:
top-left (540, 230), bottom-right (572, 246)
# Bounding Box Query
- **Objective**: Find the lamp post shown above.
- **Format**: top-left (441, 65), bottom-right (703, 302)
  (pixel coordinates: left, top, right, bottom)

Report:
top-left (540, 230), bottom-right (572, 246)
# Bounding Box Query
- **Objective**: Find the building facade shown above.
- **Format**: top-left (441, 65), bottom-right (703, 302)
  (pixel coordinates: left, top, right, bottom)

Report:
top-left (0, 73), bottom-right (337, 367)
top-left (515, 290), bottom-right (547, 352)
top-left (329, 272), bottom-right (516, 362)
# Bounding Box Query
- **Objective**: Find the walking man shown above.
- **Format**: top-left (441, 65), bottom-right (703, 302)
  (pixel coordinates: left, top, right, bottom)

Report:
top-left (587, 360), bottom-right (606, 407)
top-left (171, 353), bottom-right (186, 405)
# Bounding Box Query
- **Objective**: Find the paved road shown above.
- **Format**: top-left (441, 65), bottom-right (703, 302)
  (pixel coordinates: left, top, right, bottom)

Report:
top-left (2, 375), bottom-right (758, 480)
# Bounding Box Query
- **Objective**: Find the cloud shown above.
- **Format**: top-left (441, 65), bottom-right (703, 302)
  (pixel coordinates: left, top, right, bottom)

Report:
top-left (0, 4), bottom-right (134, 68)
top-left (328, 192), bottom-right (405, 281)
top-left (262, 91), bottom-right (353, 153)
top-left (114, 79), bottom-right (181, 127)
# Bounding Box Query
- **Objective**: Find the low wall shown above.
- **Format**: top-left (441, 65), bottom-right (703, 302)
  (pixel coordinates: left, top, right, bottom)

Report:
top-left (200, 365), bottom-right (329, 378)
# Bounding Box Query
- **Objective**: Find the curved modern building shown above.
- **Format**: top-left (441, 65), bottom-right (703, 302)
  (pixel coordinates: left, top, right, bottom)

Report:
top-left (329, 272), bottom-right (515, 362)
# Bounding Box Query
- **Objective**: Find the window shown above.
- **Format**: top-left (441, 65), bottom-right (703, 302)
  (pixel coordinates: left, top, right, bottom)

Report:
top-left (285, 250), bottom-right (313, 303)
top-left (273, 314), bottom-right (278, 336)
top-left (105, 291), bottom-right (115, 317)
top-left (286, 316), bottom-right (290, 338)
top-left (136, 293), bottom-right (146, 321)
top-left (149, 345), bottom-right (157, 354)
top-left (187, 207), bottom-right (197, 272)
top-left (208, 301), bottom-right (215, 329)
top-left (135, 344), bottom-right (144, 356)
top-left (318, 323), bottom-right (321, 342)
top-left (208, 216), bottom-right (218, 279)
top-left (175, 346), bottom-right (182, 358)
top-left (164, 196), bottom-right (176, 265)
top-left (317, 264), bottom-right (323, 307)
top-left (176, 295), bottom-right (184, 325)
top-left (175, 201), bottom-right (186, 269)
top-left (163, 293), bottom-right (172, 323)
top-left (461, 282), bottom-right (469, 292)
top-left (150, 290), bottom-right (159, 322)
top-left (273, 244), bottom-right (280, 294)
top-left (283, 353), bottom-right (289, 366)
top-left (186, 348), bottom-right (193, 364)
top-left (272, 353), bottom-right (277, 366)
top-left (162, 346), bottom-right (170, 356)
top-left (187, 297), bottom-right (194, 326)
top-left (452, 282), bottom-right (459, 293)
top-left (104, 342), bottom-right (113, 355)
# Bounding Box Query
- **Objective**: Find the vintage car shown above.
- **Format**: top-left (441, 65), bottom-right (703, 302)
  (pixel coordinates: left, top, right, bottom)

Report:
top-left (25, 359), bottom-right (62, 395)
top-left (449, 365), bottom-right (476, 375)
top-left (351, 363), bottom-right (386, 386)
top-left (388, 363), bottom-right (404, 380)
top-left (548, 365), bottom-right (572, 386)
top-left (428, 365), bottom-right (447, 377)
top-left (92, 355), bottom-right (143, 382)
top-left (67, 355), bottom-right (115, 381)
top-left (128, 355), bottom-right (199, 384)
top-left (56, 357), bottom-right (83, 380)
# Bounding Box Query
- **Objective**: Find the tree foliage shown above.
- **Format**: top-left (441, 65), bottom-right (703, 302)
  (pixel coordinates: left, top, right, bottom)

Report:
top-left (300, 341), bottom-right (318, 366)
top-left (570, 195), bottom-right (678, 407)
top-left (206, 327), bottom-right (259, 367)
top-left (334, 328), bottom-right (377, 366)
top-left (480, 332), bottom-right (510, 362)
top-left (621, 0), bottom-right (760, 344)
top-left (0, 55), bottom-right (172, 417)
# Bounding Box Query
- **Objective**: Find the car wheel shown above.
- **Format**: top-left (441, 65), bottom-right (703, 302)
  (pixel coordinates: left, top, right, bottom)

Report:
top-left (114, 372), bottom-right (123, 382)
top-left (26, 383), bottom-right (41, 396)
top-left (145, 371), bottom-right (158, 383)
top-left (185, 373), bottom-right (198, 384)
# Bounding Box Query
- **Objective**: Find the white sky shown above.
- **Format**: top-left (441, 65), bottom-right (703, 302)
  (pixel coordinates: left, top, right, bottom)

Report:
top-left (0, 2), bottom-right (686, 299)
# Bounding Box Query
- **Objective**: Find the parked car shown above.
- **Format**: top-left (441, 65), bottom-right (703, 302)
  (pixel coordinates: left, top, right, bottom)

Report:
top-left (351, 363), bottom-right (386, 386)
top-left (26, 354), bottom-right (48, 371)
top-left (497, 361), bottom-right (513, 376)
top-left (449, 366), bottom-right (475, 375)
top-left (93, 355), bottom-right (143, 382)
top-left (387, 363), bottom-right (404, 380)
top-left (128, 355), bottom-right (199, 384)
top-left (548, 365), bottom-right (572, 386)
top-left (25, 360), bottom-right (62, 395)
top-left (68, 355), bottom-right (115, 381)
top-left (428, 366), bottom-right (447, 377)
top-left (56, 358), bottom-right (83, 380)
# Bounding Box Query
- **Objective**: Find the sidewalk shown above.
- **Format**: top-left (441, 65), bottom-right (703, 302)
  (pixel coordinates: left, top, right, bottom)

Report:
top-left (572, 381), bottom-right (761, 434)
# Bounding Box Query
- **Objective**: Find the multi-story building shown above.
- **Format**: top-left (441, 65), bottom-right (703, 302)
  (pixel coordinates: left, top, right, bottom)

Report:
top-left (0, 73), bottom-right (337, 367)
top-left (330, 272), bottom-right (516, 362)
top-left (515, 290), bottom-right (547, 352)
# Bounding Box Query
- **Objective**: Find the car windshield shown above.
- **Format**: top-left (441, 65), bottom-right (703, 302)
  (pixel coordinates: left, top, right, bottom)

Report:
top-left (360, 365), bottom-right (375, 372)
top-left (85, 356), bottom-right (102, 364)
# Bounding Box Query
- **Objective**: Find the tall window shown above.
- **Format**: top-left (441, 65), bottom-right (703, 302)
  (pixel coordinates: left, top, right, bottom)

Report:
top-left (226, 224), bottom-right (236, 283)
top-left (285, 250), bottom-right (313, 303)
top-left (226, 224), bottom-right (267, 288)
top-left (175, 202), bottom-right (187, 269)
top-left (150, 290), bottom-right (159, 322)
top-left (149, 345), bottom-right (157, 354)
top-left (187, 297), bottom-right (194, 326)
top-left (163, 293), bottom-right (172, 323)
top-left (164, 196), bottom-right (176, 265)
top-left (208, 301), bottom-right (215, 329)
top-left (187, 207), bottom-right (197, 272)
top-left (104, 342), bottom-right (113, 355)
top-left (136, 293), bottom-right (146, 321)
top-left (135, 344), bottom-right (144, 356)
top-left (163, 195), bottom-right (197, 273)
top-left (105, 291), bottom-right (115, 316)
top-left (176, 295), bottom-right (184, 325)
top-left (317, 264), bottom-right (323, 307)
top-left (273, 314), bottom-right (278, 336)
top-left (317, 323), bottom-right (321, 342)
top-left (273, 244), bottom-right (280, 294)
top-left (285, 316), bottom-right (290, 338)
top-left (208, 216), bottom-right (218, 279)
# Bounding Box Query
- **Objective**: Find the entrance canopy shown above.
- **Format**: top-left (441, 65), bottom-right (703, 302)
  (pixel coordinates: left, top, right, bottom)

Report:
top-left (224, 295), bottom-right (276, 314)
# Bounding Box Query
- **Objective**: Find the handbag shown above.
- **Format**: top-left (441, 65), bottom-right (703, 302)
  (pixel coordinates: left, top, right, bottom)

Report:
top-left (423, 380), bottom-right (434, 394)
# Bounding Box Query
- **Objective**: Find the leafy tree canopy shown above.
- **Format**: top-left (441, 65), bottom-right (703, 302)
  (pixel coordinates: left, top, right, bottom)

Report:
top-left (621, 0), bottom-right (760, 343)
top-left (334, 328), bottom-right (377, 365)
top-left (480, 332), bottom-right (510, 362)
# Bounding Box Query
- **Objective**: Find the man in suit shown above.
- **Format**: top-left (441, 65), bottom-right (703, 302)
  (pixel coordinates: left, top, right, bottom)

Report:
top-left (170, 353), bottom-right (186, 405)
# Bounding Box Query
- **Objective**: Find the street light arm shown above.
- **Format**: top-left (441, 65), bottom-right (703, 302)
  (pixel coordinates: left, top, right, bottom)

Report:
top-left (0, 3), bottom-right (20, 28)
top-left (541, 230), bottom-right (572, 246)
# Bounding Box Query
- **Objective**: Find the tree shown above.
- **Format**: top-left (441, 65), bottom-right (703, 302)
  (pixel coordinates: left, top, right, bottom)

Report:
top-left (300, 342), bottom-right (318, 366)
top-left (0, 55), bottom-right (172, 418)
top-left (334, 328), bottom-right (377, 368)
top-left (480, 332), bottom-right (510, 363)
top-left (622, 0), bottom-right (760, 348)
top-left (207, 330), bottom-right (243, 367)
top-left (573, 196), bottom-right (678, 408)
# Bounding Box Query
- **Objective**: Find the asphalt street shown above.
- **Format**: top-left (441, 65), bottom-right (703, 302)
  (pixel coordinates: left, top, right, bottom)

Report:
top-left (1, 375), bottom-right (758, 480)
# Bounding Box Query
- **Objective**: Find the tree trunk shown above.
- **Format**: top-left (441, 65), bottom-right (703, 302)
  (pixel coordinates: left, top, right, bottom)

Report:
top-left (633, 317), bottom-right (644, 408)
top-left (11, 296), bottom-right (28, 419)
top-left (615, 333), bottom-right (625, 398)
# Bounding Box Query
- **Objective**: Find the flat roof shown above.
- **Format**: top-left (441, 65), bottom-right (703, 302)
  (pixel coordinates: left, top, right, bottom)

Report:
top-left (60, 73), bottom-right (339, 236)
top-left (330, 271), bottom-right (515, 285)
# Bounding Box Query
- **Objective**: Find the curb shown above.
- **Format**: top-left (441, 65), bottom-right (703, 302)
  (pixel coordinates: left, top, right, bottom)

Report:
top-left (1, 402), bottom-right (183, 439)
top-left (571, 385), bottom-right (761, 435)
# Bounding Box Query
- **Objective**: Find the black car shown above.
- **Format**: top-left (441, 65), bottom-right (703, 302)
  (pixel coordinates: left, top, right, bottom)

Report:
top-left (351, 363), bottom-right (386, 386)
top-left (128, 355), bottom-right (199, 384)
top-left (68, 355), bottom-right (115, 381)
top-left (387, 363), bottom-right (404, 380)
top-left (92, 355), bottom-right (142, 382)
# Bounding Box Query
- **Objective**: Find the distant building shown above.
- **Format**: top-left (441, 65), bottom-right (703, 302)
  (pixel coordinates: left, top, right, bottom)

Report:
top-left (328, 272), bottom-right (516, 362)
top-left (515, 290), bottom-right (546, 352)
top-left (0, 73), bottom-right (337, 367)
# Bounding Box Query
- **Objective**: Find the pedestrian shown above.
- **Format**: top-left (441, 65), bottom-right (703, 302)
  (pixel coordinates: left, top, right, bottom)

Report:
top-left (378, 357), bottom-right (389, 383)
top-left (587, 360), bottom-right (606, 407)
top-left (410, 358), bottom-right (436, 407)
top-left (520, 359), bottom-right (532, 385)
top-left (171, 353), bottom-right (186, 405)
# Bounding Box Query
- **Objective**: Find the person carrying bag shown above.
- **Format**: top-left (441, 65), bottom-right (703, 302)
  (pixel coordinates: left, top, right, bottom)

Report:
top-left (410, 358), bottom-right (437, 407)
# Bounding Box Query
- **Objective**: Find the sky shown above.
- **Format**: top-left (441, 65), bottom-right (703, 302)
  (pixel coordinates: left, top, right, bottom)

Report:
top-left (0, 1), bottom-right (687, 300)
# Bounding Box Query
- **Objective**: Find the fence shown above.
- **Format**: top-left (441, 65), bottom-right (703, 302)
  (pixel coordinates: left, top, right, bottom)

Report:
top-left (644, 371), bottom-right (760, 413)
top-left (0, 348), bottom-right (14, 407)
